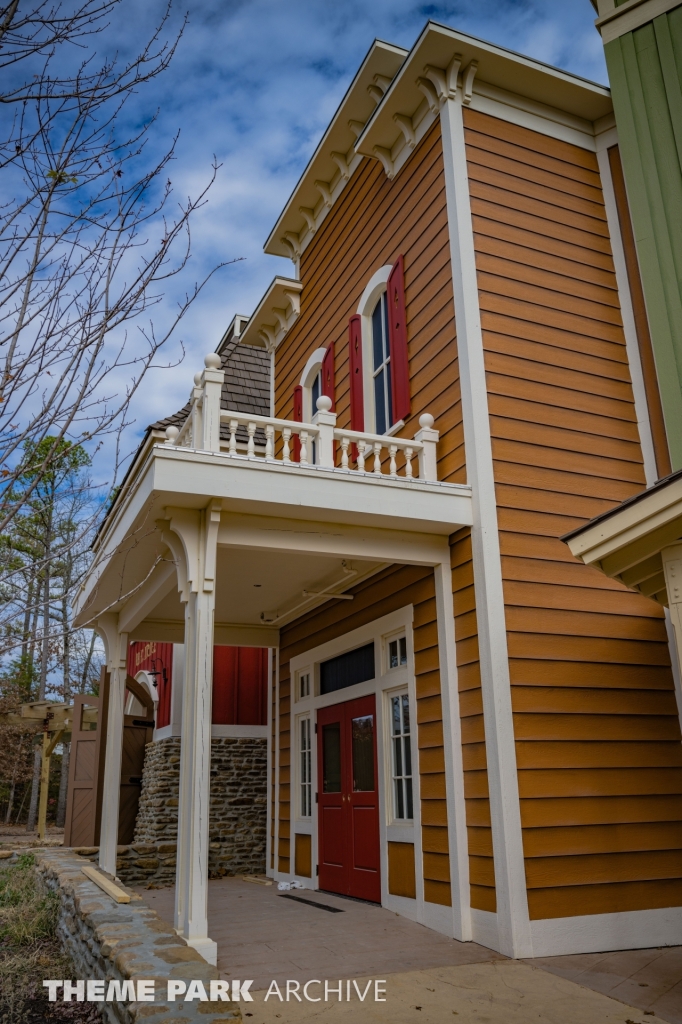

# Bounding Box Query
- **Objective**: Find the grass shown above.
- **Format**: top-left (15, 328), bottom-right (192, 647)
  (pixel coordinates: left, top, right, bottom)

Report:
top-left (0, 854), bottom-right (100, 1024)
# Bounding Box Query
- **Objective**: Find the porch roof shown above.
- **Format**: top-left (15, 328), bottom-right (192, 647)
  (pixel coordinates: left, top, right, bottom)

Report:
top-left (563, 469), bottom-right (682, 605)
top-left (74, 441), bottom-right (472, 637)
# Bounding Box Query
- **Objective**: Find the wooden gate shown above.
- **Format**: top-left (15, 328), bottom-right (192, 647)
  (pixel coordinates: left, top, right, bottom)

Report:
top-left (64, 671), bottom-right (154, 847)
top-left (63, 689), bottom-right (105, 847)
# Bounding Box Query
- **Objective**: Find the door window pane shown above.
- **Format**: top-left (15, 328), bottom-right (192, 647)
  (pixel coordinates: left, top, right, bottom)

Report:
top-left (322, 722), bottom-right (342, 792)
top-left (352, 715), bottom-right (375, 792)
top-left (391, 693), bottom-right (413, 820)
top-left (300, 717), bottom-right (312, 816)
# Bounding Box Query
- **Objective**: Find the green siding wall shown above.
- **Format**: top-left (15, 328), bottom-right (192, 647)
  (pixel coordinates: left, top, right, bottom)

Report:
top-left (605, 6), bottom-right (682, 469)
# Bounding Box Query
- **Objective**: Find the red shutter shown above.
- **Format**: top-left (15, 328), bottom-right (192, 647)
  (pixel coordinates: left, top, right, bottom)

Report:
top-left (322, 342), bottom-right (335, 410)
top-left (387, 255), bottom-right (410, 423)
top-left (348, 315), bottom-right (364, 431)
top-left (292, 384), bottom-right (303, 461)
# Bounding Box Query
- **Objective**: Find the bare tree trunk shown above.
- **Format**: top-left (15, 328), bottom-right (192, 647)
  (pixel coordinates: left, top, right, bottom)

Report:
top-left (4, 734), bottom-right (24, 824)
top-left (56, 586), bottom-right (71, 827)
top-left (14, 779), bottom-right (29, 825)
top-left (26, 513), bottom-right (51, 831)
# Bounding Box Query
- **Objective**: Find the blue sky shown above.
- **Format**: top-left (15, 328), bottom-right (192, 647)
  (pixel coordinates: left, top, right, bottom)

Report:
top-left (96, 0), bottom-right (607, 468)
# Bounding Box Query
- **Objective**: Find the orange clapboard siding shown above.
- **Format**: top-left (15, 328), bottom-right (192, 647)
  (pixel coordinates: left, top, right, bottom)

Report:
top-left (278, 564), bottom-right (451, 905)
top-left (465, 106), bottom-right (682, 920)
top-left (274, 122), bottom-right (458, 454)
top-left (451, 526), bottom-right (496, 912)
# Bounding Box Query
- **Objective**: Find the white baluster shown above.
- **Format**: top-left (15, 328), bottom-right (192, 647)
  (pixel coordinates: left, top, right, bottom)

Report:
top-left (341, 437), bottom-right (349, 469)
top-left (229, 419), bottom-right (238, 455)
top-left (358, 440), bottom-right (366, 473)
top-left (247, 422), bottom-right (256, 457)
top-left (265, 423), bottom-right (274, 459)
top-left (373, 441), bottom-right (382, 475)
top-left (282, 428), bottom-right (291, 463)
top-left (405, 446), bottom-right (414, 478)
top-left (300, 430), bottom-right (309, 465)
top-left (389, 444), bottom-right (398, 477)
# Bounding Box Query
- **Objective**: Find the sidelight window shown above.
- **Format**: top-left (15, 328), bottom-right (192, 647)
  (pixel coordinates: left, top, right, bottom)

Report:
top-left (390, 692), bottom-right (413, 820)
top-left (300, 716), bottom-right (312, 816)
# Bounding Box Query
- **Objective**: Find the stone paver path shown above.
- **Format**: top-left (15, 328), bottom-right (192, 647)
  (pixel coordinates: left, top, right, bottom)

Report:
top-left (138, 877), bottom-right (682, 1023)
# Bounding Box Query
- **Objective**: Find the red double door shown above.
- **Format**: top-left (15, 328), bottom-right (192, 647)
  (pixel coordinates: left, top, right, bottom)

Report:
top-left (317, 694), bottom-right (381, 902)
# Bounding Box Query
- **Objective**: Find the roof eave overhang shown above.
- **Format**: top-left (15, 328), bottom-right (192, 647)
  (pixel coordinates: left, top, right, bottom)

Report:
top-left (263, 38), bottom-right (407, 260)
top-left (355, 21), bottom-right (612, 169)
top-left (238, 276), bottom-right (303, 350)
top-left (563, 476), bottom-right (682, 607)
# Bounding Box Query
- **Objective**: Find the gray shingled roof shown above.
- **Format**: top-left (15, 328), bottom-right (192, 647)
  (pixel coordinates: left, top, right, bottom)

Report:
top-left (149, 337), bottom-right (270, 438)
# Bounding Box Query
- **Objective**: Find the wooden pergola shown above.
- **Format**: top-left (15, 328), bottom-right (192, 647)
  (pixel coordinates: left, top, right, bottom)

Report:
top-left (0, 700), bottom-right (96, 841)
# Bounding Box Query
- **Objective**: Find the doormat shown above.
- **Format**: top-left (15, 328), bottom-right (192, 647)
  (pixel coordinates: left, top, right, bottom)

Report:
top-left (278, 894), bottom-right (344, 913)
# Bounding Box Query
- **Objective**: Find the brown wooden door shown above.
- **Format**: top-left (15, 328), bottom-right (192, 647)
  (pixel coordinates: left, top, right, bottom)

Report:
top-left (63, 695), bottom-right (101, 847)
top-left (317, 694), bottom-right (380, 902)
top-left (117, 714), bottom-right (154, 844)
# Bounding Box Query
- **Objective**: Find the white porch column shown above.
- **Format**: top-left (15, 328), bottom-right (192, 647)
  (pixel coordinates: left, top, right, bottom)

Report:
top-left (161, 501), bottom-right (221, 966)
top-left (95, 614), bottom-right (128, 877)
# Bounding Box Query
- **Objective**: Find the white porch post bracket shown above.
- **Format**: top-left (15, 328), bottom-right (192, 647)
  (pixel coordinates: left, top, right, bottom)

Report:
top-left (660, 547), bottom-right (682, 734)
top-left (433, 558), bottom-right (471, 941)
top-left (200, 353), bottom-right (225, 452)
top-left (312, 395), bottom-right (336, 467)
top-left (159, 501), bottom-right (221, 966)
top-left (438, 71), bottom-right (532, 956)
top-left (94, 613), bottom-right (129, 878)
top-left (414, 413), bottom-right (439, 481)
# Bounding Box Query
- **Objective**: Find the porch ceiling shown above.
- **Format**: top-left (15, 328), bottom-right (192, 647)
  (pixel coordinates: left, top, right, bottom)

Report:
top-left (130, 547), bottom-right (386, 643)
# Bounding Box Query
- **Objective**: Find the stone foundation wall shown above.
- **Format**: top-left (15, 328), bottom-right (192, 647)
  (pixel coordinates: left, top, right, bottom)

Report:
top-left (35, 848), bottom-right (240, 1024)
top-left (115, 736), bottom-right (267, 885)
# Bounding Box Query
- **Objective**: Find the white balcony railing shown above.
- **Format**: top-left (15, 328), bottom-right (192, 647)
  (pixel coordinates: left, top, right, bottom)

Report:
top-left (163, 354), bottom-right (439, 481)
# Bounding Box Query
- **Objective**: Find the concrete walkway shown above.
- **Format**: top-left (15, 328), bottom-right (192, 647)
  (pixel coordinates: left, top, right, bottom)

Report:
top-left (138, 878), bottom-right (682, 1023)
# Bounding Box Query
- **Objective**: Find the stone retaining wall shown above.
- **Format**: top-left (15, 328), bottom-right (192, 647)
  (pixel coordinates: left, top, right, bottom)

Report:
top-left (81, 736), bottom-right (267, 888)
top-left (35, 848), bottom-right (241, 1024)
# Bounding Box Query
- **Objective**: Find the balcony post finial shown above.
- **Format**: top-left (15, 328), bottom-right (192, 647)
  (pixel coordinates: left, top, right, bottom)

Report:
top-left (313, 395), bottom-right (336, 467)
top-left (200, 353), bottom-right (225, 452)
top-left (415, 412), bottom-right (438, 480)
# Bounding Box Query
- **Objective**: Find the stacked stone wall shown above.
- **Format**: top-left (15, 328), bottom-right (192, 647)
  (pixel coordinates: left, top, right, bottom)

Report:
top-left (35, 848), bottom-right (240, 1023)
top-left (97, 736), bottom-right (268, 886)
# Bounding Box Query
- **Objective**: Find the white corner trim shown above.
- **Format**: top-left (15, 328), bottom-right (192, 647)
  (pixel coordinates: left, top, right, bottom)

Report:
top-left (439, 92), bottom-right (532, 959)
top-left (530, 905), bottom-right (682, 956)
top-left (595, 138), bottom-right (657, 488)
top-left (300, 348), bottom-right (328, 388)
top-left (357, 264), bottom-right (392, 315)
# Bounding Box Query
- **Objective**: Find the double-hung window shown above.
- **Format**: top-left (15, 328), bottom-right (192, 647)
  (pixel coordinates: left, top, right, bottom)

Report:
top-left (371, 293), bottom-right (392, 435)
top-left (299, 717), bottom-right (312, 818)
top-left (390, 692), bottom-right (413, 820)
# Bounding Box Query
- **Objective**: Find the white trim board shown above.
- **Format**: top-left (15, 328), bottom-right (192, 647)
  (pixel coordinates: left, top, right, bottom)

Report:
top-left (211, 725), bottom-right (268, 739)
top-left (283, 605), bottom-right (464, 940)
top-left (530, 905), bottom-right (682, 957)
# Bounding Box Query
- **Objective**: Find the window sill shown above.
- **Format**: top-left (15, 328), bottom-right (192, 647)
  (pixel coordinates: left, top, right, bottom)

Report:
top-left (386, 419), bottom-right (405, 437)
